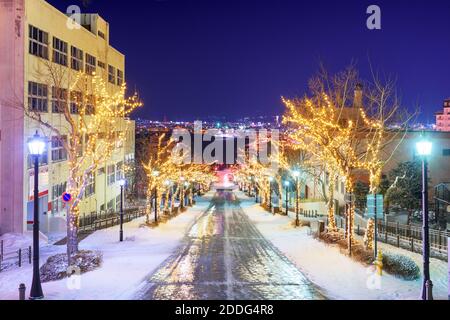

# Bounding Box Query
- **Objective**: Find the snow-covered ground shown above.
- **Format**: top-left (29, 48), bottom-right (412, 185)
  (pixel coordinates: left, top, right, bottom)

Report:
top-left (0, 192), bottom-right (213, 300)
top-left (237, 191), bottom-right (448, 300)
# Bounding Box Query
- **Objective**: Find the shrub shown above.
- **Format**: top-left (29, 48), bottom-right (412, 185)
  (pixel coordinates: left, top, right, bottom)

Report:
top-left (382, 252), bottom-right (420, 280)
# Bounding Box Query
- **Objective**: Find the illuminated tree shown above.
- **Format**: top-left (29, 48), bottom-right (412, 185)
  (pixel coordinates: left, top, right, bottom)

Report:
top-left (22, 61), bottom-right (141, 263)
top-left (283, 65), bottom-right (412, 255)
top-left (144, 137), bottom-right (215, 222)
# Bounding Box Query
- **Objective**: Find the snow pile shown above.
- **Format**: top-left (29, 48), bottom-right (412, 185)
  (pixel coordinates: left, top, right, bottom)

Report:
top-left (382, 252), bottom-right (420, 281)
top-left (40, 250), bottom-right (103, 283)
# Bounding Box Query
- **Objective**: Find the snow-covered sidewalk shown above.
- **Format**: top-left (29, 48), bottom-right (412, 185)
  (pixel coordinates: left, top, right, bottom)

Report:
top-left (237, 191), bottom-right (448, 300)
top-left (0, 192), bottom-right (213, 300)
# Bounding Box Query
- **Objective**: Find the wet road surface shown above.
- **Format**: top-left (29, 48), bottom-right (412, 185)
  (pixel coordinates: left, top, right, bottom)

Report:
top-left (138, 190), bottom-right (326, 300)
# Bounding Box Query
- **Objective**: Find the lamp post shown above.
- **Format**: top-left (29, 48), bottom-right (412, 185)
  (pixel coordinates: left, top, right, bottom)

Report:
top-left (284, 180), bottom-right (290, 216)
top-left (118, 179), bottom-right (126, 241)
top-left (27, 131), bottom-right (46, 300)
top-left (268, 177), bottom-right (273, 211)
top-left (180, 177), bottom-right (185, 209)
top-left (416, 138), bottom-right (433, 300)
top-left (292, 170), bottom-right (300, 226)
top-left (184, 181), bottom-right (190, 206)
top-left (254, 178), bottom-right (259, 203)
top-left (152, 170), bottom-right (160, 223)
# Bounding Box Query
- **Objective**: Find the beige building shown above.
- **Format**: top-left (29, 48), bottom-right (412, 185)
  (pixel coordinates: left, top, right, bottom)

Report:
top-left (435, 99), bottom-right (450, 132)
top-left (0, 0), bottom-right (135, 237)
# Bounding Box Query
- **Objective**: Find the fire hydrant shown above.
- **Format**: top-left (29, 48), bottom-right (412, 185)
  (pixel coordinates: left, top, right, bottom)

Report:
top-left (374, 249), bottom-right (383, 276)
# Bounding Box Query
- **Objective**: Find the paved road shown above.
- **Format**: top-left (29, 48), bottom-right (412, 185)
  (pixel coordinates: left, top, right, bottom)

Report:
top-left (138, 190), bottom-right (326, 300)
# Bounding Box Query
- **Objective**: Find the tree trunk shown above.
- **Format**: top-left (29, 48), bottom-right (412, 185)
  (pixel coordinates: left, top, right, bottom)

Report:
top-left (66, 205), bottom-right (79, 266)
top-left (327, 180), bottom-right (337, 231)
top-left (66, 175), bottom-right (79, 265)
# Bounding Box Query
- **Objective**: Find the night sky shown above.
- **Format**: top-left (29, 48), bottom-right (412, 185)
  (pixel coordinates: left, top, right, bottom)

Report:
top-left (47, 0), bottom-right (450, 122)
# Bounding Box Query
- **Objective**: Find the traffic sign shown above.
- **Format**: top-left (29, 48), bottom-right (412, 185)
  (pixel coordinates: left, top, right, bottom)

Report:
top-left (62, 192), bottom-right (72, 203)
top-left (367, 194), bottom-right (383, 218)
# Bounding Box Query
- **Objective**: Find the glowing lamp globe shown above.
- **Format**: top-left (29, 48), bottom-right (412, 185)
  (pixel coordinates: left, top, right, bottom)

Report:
top-left (27, 132), bottom-right (46, 156)
top-left (268, 176), bottom-right (274, 182)
top-left (118, 179), bottom-right (126, 186)
top-left (416, 139), bottom-right (432, 156)
top-left (292, 170), bottom-right (300, 177)
top-left (284, 181), bottom-right (290, 187)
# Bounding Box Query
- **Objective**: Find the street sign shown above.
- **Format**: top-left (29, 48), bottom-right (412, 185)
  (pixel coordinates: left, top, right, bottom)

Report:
top-left (367, 194), bottom-right (383, 218)
top-left (62, 192), bottom-right (72, 203)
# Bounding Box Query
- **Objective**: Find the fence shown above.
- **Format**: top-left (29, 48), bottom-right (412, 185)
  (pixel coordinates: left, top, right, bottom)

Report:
top-left (0, 241), bottom-right (32, 273)
top-left (78, 207), bottom-right (147, 232)
top-left (330, 215), bottom-right (448, 259)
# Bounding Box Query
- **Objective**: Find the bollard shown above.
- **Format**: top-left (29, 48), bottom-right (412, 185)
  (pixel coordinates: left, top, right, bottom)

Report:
top-left (19, 283), bottom-right (26, 300)
top-left (425, 280), bottom-right (434, 300)
top-left (18, 249), bottom-right (22, 267)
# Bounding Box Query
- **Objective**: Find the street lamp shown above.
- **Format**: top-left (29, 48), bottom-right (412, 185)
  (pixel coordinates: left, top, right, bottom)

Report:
top-left (27, 131), bottom-right (46, 300)
top-left (254, 177), bottom-right (259, 203)
top-left (179, 177), bottom-right (186, 209)
top-left (292, 170), bottom-right (300, 225)
top-left (118, 179), bottom-right (126, 242)
top-left (184, 181), bottom-right (190, 206)
top-left (416, 137), bottom-right (433, 300)
top-left (284, 180), bottom-right (290, 216)
top-left (268, 177), bottom-right (274, 211)
top-left (152, 170), bottom-right (160, 223)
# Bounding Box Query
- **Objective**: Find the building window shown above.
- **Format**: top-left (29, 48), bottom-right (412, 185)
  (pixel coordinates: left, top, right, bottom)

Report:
top-left (107, 199), bottom-right (115, 212)
top-left (443, 149), bottom-right (450, 156)
top-left (29, 25), bottom-right (48, 59)
top-left (116, 161), bottom-right (123, 181)
top-left (28, 81), bottom-right (48, 112)
top-left (85, 53), bottom-right (96, 75)
top-left (85, 94), bottom-right (95, 115)
top-left (51, 182), bottom-right (67, 214)
top-left (84, 172), bottom-right (95, 197)
top-left (107, 164), bottom-right (116, 185)
top-left (98, 167), bottom-right (105, 175)
top-left (51, 87), bottom-right (68, 113)
top-left (51, 136), bottom-right (67, 162)
top-left (108, 65), bottom-right (116, 84)
top-left (98, 61), bottom-right (106, 69)
top-left (70, 91), bottom-right (82, 114)
top-left (98, 30), bottom-right (105, 39)
top-left (71, 46), bottom-right (83, 71)
top-left (117, 69), bottom-right (124, 86)
top-left (116, 195), bottom-right (121, 210)
top-left (52, 37), bottom-right (68, 66)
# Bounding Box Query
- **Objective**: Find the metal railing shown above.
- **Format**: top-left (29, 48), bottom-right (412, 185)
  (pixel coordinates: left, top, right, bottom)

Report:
top-left (78, 207), bottom-right (147, 232)
top-left (329, 215), bottom-right (448, 259)
top-left (0, 241), bottom-right (32, 272)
